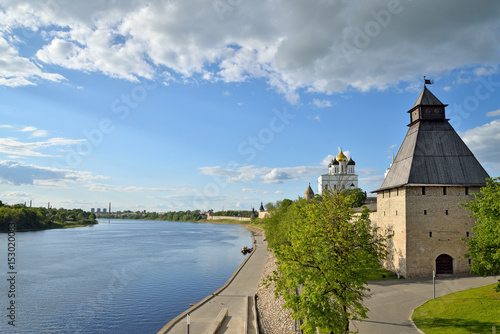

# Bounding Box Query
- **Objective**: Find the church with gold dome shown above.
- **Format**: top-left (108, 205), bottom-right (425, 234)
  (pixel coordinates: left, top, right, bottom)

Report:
top-left (317, 148), bottom-right (358, 194)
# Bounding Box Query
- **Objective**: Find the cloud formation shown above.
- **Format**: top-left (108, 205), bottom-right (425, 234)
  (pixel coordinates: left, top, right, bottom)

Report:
top-left (0, 1), bottom-right (499, 100)
top-left (461, 119), bottom-right (500, 173)
top-left (0, 160), bottom-right (106, 185)
top-left (0, 136), bottom-right (85, 157)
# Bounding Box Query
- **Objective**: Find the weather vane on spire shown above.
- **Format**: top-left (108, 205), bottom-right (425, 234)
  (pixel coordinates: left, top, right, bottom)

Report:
top-left (424, 75), bottom-right (434, 86)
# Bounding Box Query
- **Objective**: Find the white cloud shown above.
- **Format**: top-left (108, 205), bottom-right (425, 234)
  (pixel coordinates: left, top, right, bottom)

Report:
top-left (21, 126), bottom-right (37, 132)
top-left (21, 126), bottom-right (49, 138)
top-left (0, 36), bottom-right (65, 87)
top-left (486, 109), bottom-right (500, 117)
top-left (1, 191), bottom-right (36, 198)
top-left (0, 160), bottom-right (107, 186)
top-left (200, 163), bottom-right (325, 185)
top-left (311, 98), bottom-right (332, 108)
top-left (87, 183), bottom-right (183, 193)
top-left (31, 130), bottom-right (49, 138)
top-left (461, 120), bottom-right (500, 173)
top-left (0, 137), bottom-right (85, 157)
top-left (0, 1), bottom-right (498, 100)
top-left (261, 169), bottom-right (293, 184)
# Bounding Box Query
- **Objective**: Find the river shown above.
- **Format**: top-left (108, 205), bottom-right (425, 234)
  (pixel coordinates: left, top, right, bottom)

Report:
top-left (0, 219), bottom-right (253, 333)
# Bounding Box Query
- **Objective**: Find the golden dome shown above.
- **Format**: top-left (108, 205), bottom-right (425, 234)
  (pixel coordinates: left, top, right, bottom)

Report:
top-left (336, 148), bottom-right (348, 162)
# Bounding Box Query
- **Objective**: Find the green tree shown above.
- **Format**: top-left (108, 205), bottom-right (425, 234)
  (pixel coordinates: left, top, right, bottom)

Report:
top-left (342, 188), bottom-right (366, 208)
top-left (462, 177), bottom-right (500, 292)
top-left (266, 191), bottom-right (386, 334)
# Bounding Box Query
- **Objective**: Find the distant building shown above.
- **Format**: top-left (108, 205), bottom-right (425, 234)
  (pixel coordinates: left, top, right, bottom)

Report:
top-left (318, 148), bottom-right (358, 194)
top-left (91, 208), bottom-right (95, 213)
top-left (371, 85), bottom-right (489, 278)
top-left (103, 208), bottom-right (107, 213)
top-left (258, 202), bottom-right (268, 219)
top-left (304, 183), bottom-right (315, 200)
top-left (96, 208), bottom-right (101, 213)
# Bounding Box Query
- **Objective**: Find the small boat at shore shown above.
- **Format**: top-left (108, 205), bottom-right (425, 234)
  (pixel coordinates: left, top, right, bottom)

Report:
top-left (241, 246), bottom-right (253, 254)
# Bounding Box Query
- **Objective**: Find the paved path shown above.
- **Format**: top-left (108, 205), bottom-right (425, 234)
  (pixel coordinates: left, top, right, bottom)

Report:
top-left (352, 275), bottom-right (499, 334)
top-left (157, 230), bottom-right (268, 334)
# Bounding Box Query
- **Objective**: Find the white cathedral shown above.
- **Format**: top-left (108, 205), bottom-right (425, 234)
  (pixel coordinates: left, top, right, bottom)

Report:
top-left (318, 148), bottom-right (359, 194)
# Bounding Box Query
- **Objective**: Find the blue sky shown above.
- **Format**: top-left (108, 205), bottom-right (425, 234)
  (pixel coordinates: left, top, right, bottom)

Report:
top-left (1, 0), bottom-right (500, 212)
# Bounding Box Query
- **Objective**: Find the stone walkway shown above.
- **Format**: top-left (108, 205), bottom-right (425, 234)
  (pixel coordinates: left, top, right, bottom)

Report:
top-left (157, 231), bottom-right (268, 334)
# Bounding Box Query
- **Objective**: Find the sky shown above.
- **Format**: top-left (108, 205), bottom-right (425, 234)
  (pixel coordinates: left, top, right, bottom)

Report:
top-left (1, 0), bottom-right (500, 212)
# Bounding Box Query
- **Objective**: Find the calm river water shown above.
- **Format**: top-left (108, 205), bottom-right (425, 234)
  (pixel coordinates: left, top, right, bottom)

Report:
top-left (0, 219), bottom-right (253, 333)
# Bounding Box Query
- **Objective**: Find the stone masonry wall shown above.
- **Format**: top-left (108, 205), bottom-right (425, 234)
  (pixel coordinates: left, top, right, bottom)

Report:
top-left (374, 185), bottom-right (480, 278)
top-left (373, 187), bottom-right (407, 277)
top-left (404, 185), bottom-right (479, 278)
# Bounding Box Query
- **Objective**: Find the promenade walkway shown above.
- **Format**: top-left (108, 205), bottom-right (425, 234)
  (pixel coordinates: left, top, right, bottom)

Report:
top-left (352, 275), bottom-right (499, 334)
top-left (157, 229), bottom-right (268, 334)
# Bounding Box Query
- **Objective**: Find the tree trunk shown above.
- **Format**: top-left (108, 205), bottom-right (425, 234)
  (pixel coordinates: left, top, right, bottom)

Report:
top-left (342, 303), bottom-right (349, 333)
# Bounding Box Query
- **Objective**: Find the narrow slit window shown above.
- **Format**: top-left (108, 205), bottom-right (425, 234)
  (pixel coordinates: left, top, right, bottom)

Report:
top-left (445, 210), bottom-right (448, 215)
top-left (466, 232), bottom-right (470, 238)
top-left (424, 210), bottom-right (427, 215)
top-left (422, 186), bottom-right (426, 195)
top-left (465, 187), bottom-right (469, 195)
top-left (443, 186), bottom-right (447, 195)
top-left (429, 232), bottom-right (432, 237)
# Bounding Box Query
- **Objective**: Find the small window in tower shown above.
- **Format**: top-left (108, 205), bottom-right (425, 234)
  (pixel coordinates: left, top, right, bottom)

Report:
top-left (466, 231), bottom-right (470, 238)
top-left (445, 210), bottom-right (448, 215)
top-left (465, 187), bottom-right (469, 195)
top-left (429, 232), bottom-right (432, 237)
top-left (384, 211), bottom-right (386, 216)
top-left (397, 188), bottom-right (399, 196)
top-left (395, 210), bottom-right (398, 216)
top-left (424, 210), bottom-right (427, 215)
top-left (422, 187), bottom-right (426, 195)
top-left (443, 186), bottom-right (447, 195)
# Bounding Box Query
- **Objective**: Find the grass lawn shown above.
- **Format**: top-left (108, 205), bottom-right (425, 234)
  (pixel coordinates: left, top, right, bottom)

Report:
top-left (412, 283), bottom-right (500, 334)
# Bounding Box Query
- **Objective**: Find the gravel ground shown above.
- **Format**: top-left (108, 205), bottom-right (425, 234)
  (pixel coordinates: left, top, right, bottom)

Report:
top-left (256, 251), bottom-right (298, 334)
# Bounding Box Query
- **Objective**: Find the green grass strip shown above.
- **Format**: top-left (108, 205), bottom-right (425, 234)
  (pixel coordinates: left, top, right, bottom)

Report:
top-left (412, 283), bottom-right (500, 334)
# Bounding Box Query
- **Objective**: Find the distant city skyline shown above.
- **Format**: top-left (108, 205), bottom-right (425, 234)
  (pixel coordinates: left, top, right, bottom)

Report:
top-left (1, 1), bottom-right (499, 211)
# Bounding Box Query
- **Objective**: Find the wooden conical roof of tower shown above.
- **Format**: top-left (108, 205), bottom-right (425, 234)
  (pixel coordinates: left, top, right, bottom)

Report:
top-left (374, 86), bottom-right (489, 192)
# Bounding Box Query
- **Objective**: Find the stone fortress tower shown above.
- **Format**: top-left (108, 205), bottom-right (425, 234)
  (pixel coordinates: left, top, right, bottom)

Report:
top-left (304, 183), bottom-right (315, 200)
top-left (372, 85), bottom-right (490, 278)
top-left (318, 148), bottom-right (359, 194)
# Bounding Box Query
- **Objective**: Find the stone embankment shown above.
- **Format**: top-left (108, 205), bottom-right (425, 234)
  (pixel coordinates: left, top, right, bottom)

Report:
top-left (256, 251), bottom-right (297, 334)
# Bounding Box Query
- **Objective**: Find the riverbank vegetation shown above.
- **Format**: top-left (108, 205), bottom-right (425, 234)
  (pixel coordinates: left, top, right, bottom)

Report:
top-left (97, 209), bottom-right (257, 222)
top-left (0, 201), bottom-right (97, 232)
top-left (412, 283), bottom-right (500, 334)
top-left (263, 190), bottom-right (388, 334)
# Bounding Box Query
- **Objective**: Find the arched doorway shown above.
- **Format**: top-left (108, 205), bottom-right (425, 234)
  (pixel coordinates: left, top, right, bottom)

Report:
top-left (436, 254), bottom-right (453, 274)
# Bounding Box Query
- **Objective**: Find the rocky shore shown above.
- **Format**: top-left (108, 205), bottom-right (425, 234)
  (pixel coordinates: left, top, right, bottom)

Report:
top-left (256, 251), bottom-right (297, 334)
